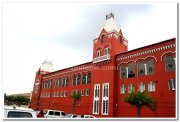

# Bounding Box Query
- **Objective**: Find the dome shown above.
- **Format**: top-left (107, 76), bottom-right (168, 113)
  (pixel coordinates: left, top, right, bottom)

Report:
top-left (40, 59), bottom-right (54, 72)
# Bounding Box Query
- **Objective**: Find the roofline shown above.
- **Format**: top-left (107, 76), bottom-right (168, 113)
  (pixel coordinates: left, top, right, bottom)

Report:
top-left (42, 61), bottom-right (93, 76)
top-left (116, 38), bottom-right (176, 56)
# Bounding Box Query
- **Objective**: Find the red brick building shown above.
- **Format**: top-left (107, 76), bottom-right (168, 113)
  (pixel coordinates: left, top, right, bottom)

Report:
top-left (30, 13), bottom-right (176, 117)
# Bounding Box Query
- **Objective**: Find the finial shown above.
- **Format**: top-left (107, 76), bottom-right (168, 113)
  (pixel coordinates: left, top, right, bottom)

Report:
top-left (106, 12), bottom-right (114, 20)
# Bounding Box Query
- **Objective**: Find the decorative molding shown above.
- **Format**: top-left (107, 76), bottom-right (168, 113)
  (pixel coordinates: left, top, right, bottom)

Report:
top-left (102, 43), bottom-right (111, 49)
top-left (116, 43), bottom-right (175, 61)
top-left (43, 66), bottom-right (92, 79)
top-left (96, 46), bottom-right (103, 51)
top-left (160, 51), bottom-right (176, 61)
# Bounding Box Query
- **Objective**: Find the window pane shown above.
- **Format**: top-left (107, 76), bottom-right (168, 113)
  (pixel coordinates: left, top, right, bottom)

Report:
top-left (139, 83), bottom-right (145, 92)
top-left (165, 55), bottom-right (175, 71)
top-left (121, 85), bottom-right (126, 94)
top-left (55, 112), bottom-right (60, 116)
top-left (8, 112), bottom-right (32, 118)
top-left (128, 63), bottom-right (135, 78)
top-left (120, 64), bottom-right (127, 79)
top-left (87, 73), bottom-right (91, 84)
top-left (101, 35), bottom-right (105, 43)
top-left (147, 59), bottom-right (155, 75)
top-left (138, 62), bottom-right (145, 76)
top-left (128, 84), bottom-right (134, 93)
top-left (82, 74), bottom-right (86, 84)
top-left (73, 76), bottom-right (76, 85)
top-left (168, 79), bottom-right (175, 90)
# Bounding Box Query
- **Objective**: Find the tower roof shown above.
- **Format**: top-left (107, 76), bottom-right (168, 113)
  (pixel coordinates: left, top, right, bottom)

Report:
top-left (96, 13), bottom-right (120, 38)
top-left (40, 59), bottom-right (54, 72)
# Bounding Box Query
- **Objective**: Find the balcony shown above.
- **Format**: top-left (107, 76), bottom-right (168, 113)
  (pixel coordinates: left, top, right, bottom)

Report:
top-left (93, 54), bottom-right (111, 64)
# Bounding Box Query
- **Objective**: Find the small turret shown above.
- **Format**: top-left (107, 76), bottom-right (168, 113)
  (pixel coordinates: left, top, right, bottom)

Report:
top-left (39, 59), bottom-right (54, 73)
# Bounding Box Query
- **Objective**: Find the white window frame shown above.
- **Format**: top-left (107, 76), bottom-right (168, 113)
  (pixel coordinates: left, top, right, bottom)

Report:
top-left (168, 79), bottom-right (175, 90)
top-left (139, 83), bottom-right (145, 92)
top-left (64, 91), bottom-right (67, 97)
top-left (86, 89), bottom-right (90, 96)
top-left (120, 85), bottom-right (126, 94)
top-left (97, 50), bottom-right (101, 57)
top-left (148, 81), bottom-right (156, 92)
top-left (128, 84), bottom-right (134, 93)
top-left (93, 84), bottom-right (100, 114)
top-left (105, 47), bottom-right (110, 55)
top-left (34, 83), bottom-right (39, 93)
top-left (60, 91), bottom-right (63, 97)
top-left (81, 89), bottom-right (84, 96)
top-left (101, 83), bottom-right (109, 115)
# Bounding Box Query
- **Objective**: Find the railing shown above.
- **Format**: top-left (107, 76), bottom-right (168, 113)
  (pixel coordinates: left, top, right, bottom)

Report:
top-left (93, 54), bottom-right (111, 64)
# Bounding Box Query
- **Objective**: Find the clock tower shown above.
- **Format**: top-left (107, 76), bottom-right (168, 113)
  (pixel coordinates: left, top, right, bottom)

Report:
top-left (91, 13), bottom-right (128, 117)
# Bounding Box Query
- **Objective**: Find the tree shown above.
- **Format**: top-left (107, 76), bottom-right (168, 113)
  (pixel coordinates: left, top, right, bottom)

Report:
top-left (4, 94), bottom-right (30, 106)
top-left (69, 92), bottom-right (81, 114)
top-left (123, 91), bottom-right (156, 117)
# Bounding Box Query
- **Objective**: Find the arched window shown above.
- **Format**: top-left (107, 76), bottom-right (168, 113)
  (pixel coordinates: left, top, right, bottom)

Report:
top-left (55, 78), bottom-right (61, 88)
top-left (82, 73), bottom-right (86, 84)
top-left (73, 75), bottom-right (76, 85)
top-left (165, 55), bottom-right (175, 71)
top-left (128, 63), bottom-right (135, 78)
top-left (62, 77), bottom-right (68, 87)
top-left (104, 47), bottom-right (110, 55)
top-left (97, 50), bottom-right (101, 57)
top-left (66, 77), bottom-right (69, 86)
top-left (101, 34), bottom-right (105, 43)
top-left (147, 59), bottom-right (155, 75)
top-left (87, 72), bottom-right (91, 84)
top-left (77, 74), bottom-right (81, 85)
top-left (120, 64), bottom-right (127, 79)
top-left (138, 61), bottom-right (145, 76)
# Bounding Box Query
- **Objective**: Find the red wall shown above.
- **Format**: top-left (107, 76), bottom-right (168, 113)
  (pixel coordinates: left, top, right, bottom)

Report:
top-left (115, 38), bottom-right (175, 117)
top-left (30, 33), bottom-right (175, 118)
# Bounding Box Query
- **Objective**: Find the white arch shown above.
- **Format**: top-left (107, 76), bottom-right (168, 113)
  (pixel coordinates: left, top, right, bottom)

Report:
top-left (126, 60), bottom-right (136, 65)
top-left (102, 43), bottom-right (111, 49)
top-left (96, 46), bottom-right (103, 51)
top-left (117, 62), bottom-right (127, 69)
top-left (145, 56), bottom-right (158, 62)
top-left (135, 58), bottom-right (145, 63)
top-left (161, 51), bottom-right (175, 61)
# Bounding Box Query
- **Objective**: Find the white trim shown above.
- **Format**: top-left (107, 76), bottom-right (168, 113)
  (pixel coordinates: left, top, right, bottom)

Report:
top-left (135, 58), bottom-right (145, 63)
top-left (144, 63), bottom-right (147, 75)
top-left (117, 62), bottom-right (127, 69)
top-left (102, 43), bottom-right (111, 49)
top-left (126, 60), bottom-right (136, 65)
top-left (161, 51), bottom-right (175, 61)
top-left (148, 81), bottom-right (156, 92)
top-left (144, 56), bottom-right (158, 62)
top-left (116, 43), bottom-right (175, 62)
top-left (120, 85), bottom-right (126, 94)
top-left (101, 83), bottom-right (109, 115)
top-left (93, 84), bottom-right (100, 114)
top-left (96, 46), bottom-right (103, 52)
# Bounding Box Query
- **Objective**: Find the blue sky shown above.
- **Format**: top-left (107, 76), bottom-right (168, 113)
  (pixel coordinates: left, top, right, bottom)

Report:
top-left (2, 2), bottom-right (177, 95)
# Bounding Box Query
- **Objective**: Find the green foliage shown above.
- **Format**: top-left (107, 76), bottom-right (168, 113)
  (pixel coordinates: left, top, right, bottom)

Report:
top-left (123, 91), bottom-right (155, 106)
top-left (70, 92), bottom-right (81, 101)
top-left (4, 93), bottom-right (30, 106)
top-left (123, 91), bottom-right (156, 117)
top-left (69, 92), bottom-right (81, 114)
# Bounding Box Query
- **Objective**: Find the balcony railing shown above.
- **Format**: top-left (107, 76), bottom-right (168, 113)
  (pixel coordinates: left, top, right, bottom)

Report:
top-left (93, 54), bottom-right (111, 64)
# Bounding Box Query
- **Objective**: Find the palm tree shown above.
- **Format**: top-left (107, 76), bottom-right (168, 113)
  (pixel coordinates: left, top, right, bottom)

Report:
top-left (123, 91), bottom-right (156, 117)
top-left (70, 92), bottom-right (81, 114)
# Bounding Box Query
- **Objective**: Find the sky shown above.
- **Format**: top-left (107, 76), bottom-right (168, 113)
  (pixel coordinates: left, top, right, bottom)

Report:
top-left (2, 2), bottom-right (177, 95)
